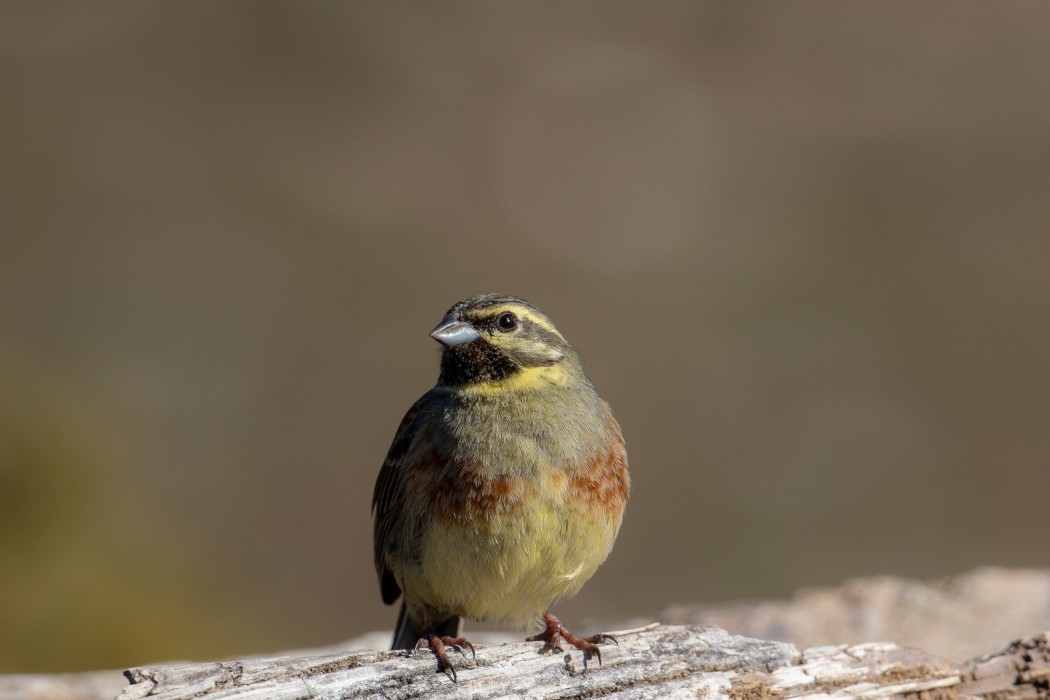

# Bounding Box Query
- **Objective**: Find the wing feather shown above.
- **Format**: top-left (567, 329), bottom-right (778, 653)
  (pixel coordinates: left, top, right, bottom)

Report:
top-left (371, 392), bottom-right (434, 605)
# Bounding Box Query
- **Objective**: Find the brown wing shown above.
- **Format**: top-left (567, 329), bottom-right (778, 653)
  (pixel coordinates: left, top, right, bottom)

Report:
top-left (371, 392), bottom-right (433, 605)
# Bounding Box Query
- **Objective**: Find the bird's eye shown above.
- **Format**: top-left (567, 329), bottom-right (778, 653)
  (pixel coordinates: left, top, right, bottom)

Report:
top-left (496, 312), bottom-right (518, 331)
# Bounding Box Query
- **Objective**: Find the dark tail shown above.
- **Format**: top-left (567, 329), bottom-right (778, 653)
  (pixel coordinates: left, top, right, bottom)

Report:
top-left (390, 602), bottom-right (463, 650)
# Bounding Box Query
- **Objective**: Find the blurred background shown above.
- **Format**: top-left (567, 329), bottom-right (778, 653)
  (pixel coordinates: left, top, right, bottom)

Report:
top-left (1, 1), bottom-right (1049, 674)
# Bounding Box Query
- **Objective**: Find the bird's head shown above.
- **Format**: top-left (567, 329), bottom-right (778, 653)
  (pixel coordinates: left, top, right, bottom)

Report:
top-left (430, 294), bottom-right (580, 392)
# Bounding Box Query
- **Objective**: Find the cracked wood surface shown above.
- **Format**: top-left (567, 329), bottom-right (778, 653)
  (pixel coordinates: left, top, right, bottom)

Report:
top-left (112, 625), bottom-right (1050, 700)
top-left (6, 568), bottom-right (1050, 699)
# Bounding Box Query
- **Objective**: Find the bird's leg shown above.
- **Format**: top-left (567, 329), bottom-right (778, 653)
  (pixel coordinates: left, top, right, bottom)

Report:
top-left (416, 606), bottom-right (475, 682)
top-left (526, 611), bottom-right (618, 666)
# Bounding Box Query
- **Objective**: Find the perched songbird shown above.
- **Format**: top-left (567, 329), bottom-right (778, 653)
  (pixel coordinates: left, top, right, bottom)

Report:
top-left (372, 294), bottom-right (630, 680)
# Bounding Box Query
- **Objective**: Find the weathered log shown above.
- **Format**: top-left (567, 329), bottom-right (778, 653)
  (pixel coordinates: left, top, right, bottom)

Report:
top-left (113, 624), bottom-right (1050, 700)
top-left (6, 568), bottom-right (1050, 700)
top-left (662, 567), bottom-right (1050, 662)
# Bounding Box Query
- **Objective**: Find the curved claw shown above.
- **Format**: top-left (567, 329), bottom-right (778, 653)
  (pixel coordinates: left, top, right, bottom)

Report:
top-left (589, 645), bottom-right (602, 666)
top-left (446, 637), bottom-right (476, 661)
top-left (419, 627), bottom-right (476, 683)
top-left (527, 612), bottom-right (616, 669)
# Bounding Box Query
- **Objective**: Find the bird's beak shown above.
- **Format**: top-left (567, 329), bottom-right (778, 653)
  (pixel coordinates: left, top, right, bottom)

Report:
top-left (430, 319), bottom-right (480, 347)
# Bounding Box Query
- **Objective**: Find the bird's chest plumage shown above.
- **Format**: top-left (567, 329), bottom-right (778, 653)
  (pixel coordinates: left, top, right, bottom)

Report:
top-left (397, 391), bottom-right (628, 627)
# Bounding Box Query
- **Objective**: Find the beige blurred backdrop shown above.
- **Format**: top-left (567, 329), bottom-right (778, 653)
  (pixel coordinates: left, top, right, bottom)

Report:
top-left (2, 1), bottom-right (1049, 674)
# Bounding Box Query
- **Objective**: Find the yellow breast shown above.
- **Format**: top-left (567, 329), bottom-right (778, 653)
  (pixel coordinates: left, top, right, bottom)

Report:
top-left (402, 459), bottom-right (625, 628)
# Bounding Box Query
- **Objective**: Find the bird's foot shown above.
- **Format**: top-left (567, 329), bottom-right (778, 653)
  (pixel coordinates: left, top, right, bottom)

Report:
top-left (526, 612), bottom-right (617, 667)
top-left (415, 627), bottom-right (476, 682)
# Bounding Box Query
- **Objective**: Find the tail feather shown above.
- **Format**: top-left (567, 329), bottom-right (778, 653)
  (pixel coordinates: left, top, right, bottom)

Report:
top-left (390, 602), bottom-right (463, 650)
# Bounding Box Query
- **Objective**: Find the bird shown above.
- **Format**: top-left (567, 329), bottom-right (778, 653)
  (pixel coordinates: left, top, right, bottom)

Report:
top-left (371, 293), bottom-right (630, 681)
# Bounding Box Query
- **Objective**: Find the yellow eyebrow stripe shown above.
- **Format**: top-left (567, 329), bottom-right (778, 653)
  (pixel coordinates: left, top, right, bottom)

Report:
top-left (484, 305), bottom-right (563, 336)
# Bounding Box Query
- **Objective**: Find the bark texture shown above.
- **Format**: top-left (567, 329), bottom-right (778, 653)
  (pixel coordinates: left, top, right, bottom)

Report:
top-left (116, 625), bottom-right (1049, 700)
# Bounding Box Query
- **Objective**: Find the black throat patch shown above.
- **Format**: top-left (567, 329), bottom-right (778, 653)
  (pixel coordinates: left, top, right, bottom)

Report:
top-left (438, 340), bottom-right (520, 386)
